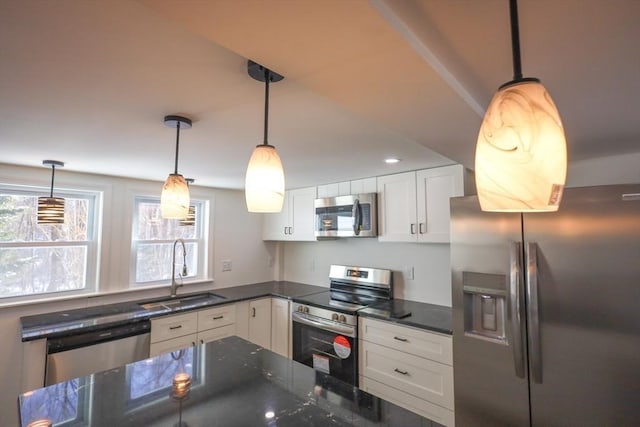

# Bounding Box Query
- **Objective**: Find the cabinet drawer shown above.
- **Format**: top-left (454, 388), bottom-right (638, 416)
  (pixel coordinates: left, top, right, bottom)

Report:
top-left (360, 340), bottom-right (454, 410)
top-left (149, 334), bottom-right (196, 357)
top-left (197, 324), bottom-right (236, 345)
top-left (360, 375), bottom-right (454, 426)
top-left (151, 312), bottom-right (198, 343)
top-left (197, 304), bottom-right (235, 330)
top-left (360, 317), bottom-right (452, 365)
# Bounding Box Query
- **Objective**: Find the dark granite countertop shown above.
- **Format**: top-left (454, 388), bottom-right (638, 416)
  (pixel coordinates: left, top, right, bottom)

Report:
top-left (18, 336), bottom-right (441, 427)
top-left (358, 299), bottom-right (452, 335)
top-left (20, 281), bottom-right (327, 342)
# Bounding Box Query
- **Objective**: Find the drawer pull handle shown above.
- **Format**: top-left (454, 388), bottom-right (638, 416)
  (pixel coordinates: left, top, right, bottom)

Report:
top-left (212, 315), bottom-right (224, 320)
top-left (169, 325), bottom-right (183, 330)
top-left (394, 368), bottom-right (409, 376)
top-left (393, 336), bottom-right (408, 342)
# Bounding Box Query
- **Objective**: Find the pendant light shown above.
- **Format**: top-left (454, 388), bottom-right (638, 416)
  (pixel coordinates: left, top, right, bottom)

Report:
top-left (475, 0), bottom-right (567, 212)
top-left (179, 178), bottom-right (196, 227)
top-left (37, 160), bottom-right (65, 224)
top-left (245, 60), bottom-right (286, 213)
top-left (161, 115), bottom-right (191, 219)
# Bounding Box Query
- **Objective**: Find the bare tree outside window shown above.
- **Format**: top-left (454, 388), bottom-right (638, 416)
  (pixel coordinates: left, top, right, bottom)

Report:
top-left (132, 198), bottom-right (206, 285)
top-left (0, 190), bottom-right (97, 299)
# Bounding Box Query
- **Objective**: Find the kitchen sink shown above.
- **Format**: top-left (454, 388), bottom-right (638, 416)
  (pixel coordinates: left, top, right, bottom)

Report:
top-left (139, 292), bottom-right (227, 311)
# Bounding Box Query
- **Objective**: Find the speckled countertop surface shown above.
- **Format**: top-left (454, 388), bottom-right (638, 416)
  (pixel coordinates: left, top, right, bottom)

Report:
top-left (20, 281), bottom-right (327, 341)
top-left (358, 299), bottom-right (452, 335)
top-left (19, 336), bottom-right (442, 427)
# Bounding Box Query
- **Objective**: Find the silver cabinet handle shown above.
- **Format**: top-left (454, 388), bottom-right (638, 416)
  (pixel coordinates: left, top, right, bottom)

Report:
top-left (169, 325), bottom-right (182, 330)
top-left (526, 242), bottom-right (542, 384)
top-left (200, 339), bottom-right (204, 345)
top-left (212, 315), bottom-right (224, 320)
top-left (191, 341), bottom-right (196, 347)
top-left (419, 223), bottom-right (426, 234)
top-left (394, 368), bottom-right (409, 375)
top-left (393, 336), bottom-right (408, 342)
top-left (352, 198), bottom-right (361, 235)
top-left (509, 241), bottom-right (526, 378)
top-left (252, 307), bottom-right (256, 318)
top-left (410, 223), bottom-right (416, 234)
top-left (289, 227), bottom-right (293, 235)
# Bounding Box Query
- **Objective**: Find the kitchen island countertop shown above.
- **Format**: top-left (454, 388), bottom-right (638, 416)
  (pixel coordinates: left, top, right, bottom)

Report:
top-left (18, 336), bottom-right (442, 426)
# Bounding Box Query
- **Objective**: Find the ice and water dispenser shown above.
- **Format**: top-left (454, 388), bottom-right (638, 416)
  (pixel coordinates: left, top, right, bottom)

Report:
top-left (462, 271), bottom-right (508, 343)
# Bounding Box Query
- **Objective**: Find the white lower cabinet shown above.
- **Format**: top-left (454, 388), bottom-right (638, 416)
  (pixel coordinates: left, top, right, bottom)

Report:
top-left (235, 298), bottom-right (272, 350)
top-left (359, 317), bottom-right (455, 426)
top-left (150, 304), bottom-right (237, 356)
top-left (271, 297), bottom-right (291, 358)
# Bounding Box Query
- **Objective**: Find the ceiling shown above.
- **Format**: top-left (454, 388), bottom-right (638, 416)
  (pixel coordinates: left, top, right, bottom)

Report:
top-left (1, 0), bottom-right (638, 190)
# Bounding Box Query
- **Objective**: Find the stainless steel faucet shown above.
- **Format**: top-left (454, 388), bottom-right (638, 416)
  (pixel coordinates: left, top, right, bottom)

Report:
top-left (170, 238), bottom-right (187, 297)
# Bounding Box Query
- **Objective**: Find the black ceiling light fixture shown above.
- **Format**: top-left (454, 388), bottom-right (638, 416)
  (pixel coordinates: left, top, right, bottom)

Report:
top-left (161, 115), bottom-right (192, 219)
top-left (474, 0), bottom-right (567, 212)
top-left (38, 160), bottom-right (65, 224)
top-left (244, 60), bottom-right (286, 213)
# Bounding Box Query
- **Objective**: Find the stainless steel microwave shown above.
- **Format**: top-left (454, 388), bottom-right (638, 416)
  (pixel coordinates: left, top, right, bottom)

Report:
top-left (314, 193), bottom-right (377, 238)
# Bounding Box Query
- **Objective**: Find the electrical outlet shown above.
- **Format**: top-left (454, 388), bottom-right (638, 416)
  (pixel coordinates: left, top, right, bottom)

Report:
top-left (222, 259), bottom-right (232, 272)
top-left (404, 266), bottom-right (414, 281)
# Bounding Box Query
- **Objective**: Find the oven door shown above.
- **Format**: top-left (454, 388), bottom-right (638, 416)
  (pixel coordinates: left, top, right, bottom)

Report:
top-left (292, 312), bottom-right (358, 386)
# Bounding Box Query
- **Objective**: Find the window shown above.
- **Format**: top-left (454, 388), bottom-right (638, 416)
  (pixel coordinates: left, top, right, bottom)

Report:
top-left (0, 186), bottom-right (100, 300)
top-left (131, 197), bottom-right (207, 286)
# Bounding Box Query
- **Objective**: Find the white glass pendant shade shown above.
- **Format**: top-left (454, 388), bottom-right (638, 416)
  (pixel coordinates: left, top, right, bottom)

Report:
top-left (161, 173), bottom-right (190, 219)
top-left (37, 197), bottom-right (65, 224)
top-left (245, 144), bottom-right (285, 213)
top-left (475, 80), bottom-right (567, 212)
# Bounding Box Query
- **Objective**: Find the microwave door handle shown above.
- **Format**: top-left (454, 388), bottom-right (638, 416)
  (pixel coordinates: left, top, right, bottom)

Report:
top-left (352, 198), bottom-right (361, 235)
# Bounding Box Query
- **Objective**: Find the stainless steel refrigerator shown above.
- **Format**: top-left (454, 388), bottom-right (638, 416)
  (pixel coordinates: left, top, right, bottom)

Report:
top-left (450, 184), bottom-right (640, 426)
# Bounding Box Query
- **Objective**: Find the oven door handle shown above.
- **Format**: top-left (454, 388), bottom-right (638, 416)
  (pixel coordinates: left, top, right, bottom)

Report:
top-left (292, 312), bottom-right (356, 337)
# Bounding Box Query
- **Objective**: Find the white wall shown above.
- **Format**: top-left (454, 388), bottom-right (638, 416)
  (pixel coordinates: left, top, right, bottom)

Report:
top-left (567, 152), bottom-right (640, 187)
top-left (282, 239), bottom-right (453, 306)
top-left (0, 164), bottom-right (274, 426)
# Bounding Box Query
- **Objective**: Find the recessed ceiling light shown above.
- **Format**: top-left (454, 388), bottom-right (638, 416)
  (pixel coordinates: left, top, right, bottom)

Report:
top-left (384, 158), bottom-right (401, 164)
top-left (265, 411), bottom-right (275, 419)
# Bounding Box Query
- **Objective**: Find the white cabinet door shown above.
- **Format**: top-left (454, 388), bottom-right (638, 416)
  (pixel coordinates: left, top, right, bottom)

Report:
top-left (289, 187), bottom-right (317, 241)
top-left (271, 298), bottom-right (291, 358)
top-left (150, 334), bottom-right (196, 357)
top-left (262, 194), bottom-right (290, 240)
top-left (248, 298), bottom-right (272, 349)
top-left (377, 172), bottom-right (417, 242)
top-left (262, 187), bottom-right (316, 241)
top-left (197, 324), bottom-right (235, 345)
top-left (317, 183), bottom-right (340, 198)
top-left (236, 298), bottom-right (272, 349)
top-left (416, 165), bottom-right (464, 243)
top-left (350, 177), bottom-right (377, 194)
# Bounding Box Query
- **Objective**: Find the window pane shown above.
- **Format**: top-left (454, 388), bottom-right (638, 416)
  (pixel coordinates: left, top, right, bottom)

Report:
top-left (20, 378), bottom-right (87, 426)
top-left (135, 242), bottom-right (197, 283)
top-left (0, 194), bottom-right (89, 242)
top-left (135, 202), bottom-right (196, 240)
top-left (0, 246), bottom-right (87, 298)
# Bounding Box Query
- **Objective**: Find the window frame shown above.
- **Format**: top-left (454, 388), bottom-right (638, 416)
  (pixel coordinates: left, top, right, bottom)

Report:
top-left (0, 184), bottom-right (101, 302)
top-left (130, 195), bottom-right (208, 287)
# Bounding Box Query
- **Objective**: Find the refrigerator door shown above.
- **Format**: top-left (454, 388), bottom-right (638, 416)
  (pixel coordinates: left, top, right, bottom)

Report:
top-left (451, 196), bottom-right (530, 426)
top-left (524, 184), bottom-right (640, 426)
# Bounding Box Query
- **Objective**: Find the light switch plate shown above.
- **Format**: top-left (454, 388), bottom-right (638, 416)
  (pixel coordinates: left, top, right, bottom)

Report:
top-left (222, 259), bottom-right (232, 272)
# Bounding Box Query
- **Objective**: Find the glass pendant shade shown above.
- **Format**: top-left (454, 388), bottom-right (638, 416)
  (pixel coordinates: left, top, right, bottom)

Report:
top-left (475, 80), bottom-right (567, 212)
top-left (245, 144), bottom-right (285, 213)
top-left (161, 173), bottom-right (190, 219)
top-left (37, 197), bottom-right (65, 224)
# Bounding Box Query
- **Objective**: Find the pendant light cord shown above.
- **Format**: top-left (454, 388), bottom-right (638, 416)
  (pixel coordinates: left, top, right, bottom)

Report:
top-left (263, 67), bottom-right (270, 146)
top-left (174, 121), bottom-right (181, 174)
top-left (509, 0), bottom-right (523, 81)
top-left (49, 164), bottom-right (56, 198)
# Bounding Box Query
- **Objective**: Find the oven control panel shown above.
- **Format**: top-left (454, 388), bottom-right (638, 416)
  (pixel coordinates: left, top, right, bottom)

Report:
top-left (292, 303), bottom-right (357, 327)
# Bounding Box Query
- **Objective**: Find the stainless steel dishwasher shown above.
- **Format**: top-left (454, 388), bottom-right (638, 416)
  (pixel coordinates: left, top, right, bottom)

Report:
top-left (45, 320), bottom-right (151, 386)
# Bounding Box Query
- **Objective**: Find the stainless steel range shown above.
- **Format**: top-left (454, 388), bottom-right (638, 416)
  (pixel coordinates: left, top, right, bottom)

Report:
top-left (291, 265), bottom-right (393, 386)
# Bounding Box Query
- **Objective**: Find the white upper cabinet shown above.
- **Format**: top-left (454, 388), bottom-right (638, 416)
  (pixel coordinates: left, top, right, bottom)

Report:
top-left (378, 165), bottom-right (465, 243)
top-left (262, 186), bottom-right (317, 241)
top-left (317, 177), bottom-right (377, 198)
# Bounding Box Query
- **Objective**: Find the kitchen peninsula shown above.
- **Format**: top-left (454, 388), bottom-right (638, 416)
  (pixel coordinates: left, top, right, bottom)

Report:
top-left (19, 336), bottom-right (440, 426)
